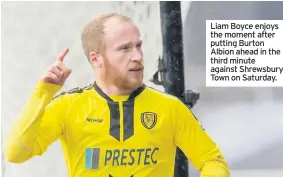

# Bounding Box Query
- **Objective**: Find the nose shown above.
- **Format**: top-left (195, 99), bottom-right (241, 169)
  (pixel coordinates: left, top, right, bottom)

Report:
top-left (131, 49), bottom-right (143, 62)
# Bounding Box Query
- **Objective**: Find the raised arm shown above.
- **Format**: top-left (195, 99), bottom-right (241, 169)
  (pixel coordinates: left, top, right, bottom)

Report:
top-left (4, 49), bottom-right (72, 163)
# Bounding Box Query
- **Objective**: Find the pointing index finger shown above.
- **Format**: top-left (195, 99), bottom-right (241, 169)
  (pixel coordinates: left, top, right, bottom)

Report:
top-left (57, 48), bottom-right (69, 62)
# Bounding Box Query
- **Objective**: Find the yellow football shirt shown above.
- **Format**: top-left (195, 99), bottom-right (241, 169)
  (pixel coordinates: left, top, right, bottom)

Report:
top-left (5, 81), bottom-right (230, 177)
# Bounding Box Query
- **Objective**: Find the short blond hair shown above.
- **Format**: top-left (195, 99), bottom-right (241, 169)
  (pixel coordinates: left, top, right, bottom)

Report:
top-left (81, 13), bottom-right (133, 60)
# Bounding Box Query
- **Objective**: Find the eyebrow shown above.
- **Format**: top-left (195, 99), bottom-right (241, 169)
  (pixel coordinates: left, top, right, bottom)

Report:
top-left (116, 40), bottom-right (143, 49)
top-left (137, 40), bottom-right (143, 45)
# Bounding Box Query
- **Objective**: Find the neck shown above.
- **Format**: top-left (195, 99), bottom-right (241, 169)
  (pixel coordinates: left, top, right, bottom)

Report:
top-left (95, 79), bottom-right (138, 96)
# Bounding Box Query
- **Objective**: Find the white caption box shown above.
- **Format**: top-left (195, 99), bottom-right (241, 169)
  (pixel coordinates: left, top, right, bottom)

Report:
top-left (206, 20), bottom-right (283, 87)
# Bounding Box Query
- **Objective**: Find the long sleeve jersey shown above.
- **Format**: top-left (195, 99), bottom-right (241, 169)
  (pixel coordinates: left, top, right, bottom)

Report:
top-left (5, 81), bottom-right (230, 177)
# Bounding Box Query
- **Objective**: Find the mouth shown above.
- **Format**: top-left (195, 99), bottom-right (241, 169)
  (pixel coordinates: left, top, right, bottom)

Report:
top-left (129, 68), bottom-right (143, 72)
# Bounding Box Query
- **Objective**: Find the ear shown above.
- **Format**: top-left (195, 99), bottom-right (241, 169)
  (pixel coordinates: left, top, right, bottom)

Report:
top-left (89, 52), bottom-right (103, 68)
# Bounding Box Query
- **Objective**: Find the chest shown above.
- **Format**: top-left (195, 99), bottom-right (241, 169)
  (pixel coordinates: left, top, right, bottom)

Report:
top-left (64, 99), bottom-right (174, 147)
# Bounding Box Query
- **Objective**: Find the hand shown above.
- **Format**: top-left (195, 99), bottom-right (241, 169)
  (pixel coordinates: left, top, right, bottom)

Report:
top-left (40, 48), bottom-right (72, 86)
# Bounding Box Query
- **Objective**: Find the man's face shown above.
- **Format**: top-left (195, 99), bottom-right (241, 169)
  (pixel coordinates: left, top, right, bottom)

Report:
top-left (100, 18), bottom-right (144, 90)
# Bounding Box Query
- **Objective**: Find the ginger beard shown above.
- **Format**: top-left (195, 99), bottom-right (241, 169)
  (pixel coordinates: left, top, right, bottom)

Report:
top-left (100, 53), bottom-right (144, 91)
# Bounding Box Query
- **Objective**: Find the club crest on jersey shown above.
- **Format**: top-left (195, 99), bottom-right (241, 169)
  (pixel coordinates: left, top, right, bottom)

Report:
top-left (141, 112), bottom-right (157, 129)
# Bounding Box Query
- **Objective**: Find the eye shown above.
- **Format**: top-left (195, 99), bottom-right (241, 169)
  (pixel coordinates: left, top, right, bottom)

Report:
top-left (136, 42), bottom-right (143, 49)
top-left (120, 45), bottom-right (130, 51)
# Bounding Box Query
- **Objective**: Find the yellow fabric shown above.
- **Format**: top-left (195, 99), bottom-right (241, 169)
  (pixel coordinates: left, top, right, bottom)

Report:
top-left (109, 95), bottom-right (129, 102)
top-left (4, 81), bottom-right (230, 177)
top-left (200, 160), bottom-right (230, 177)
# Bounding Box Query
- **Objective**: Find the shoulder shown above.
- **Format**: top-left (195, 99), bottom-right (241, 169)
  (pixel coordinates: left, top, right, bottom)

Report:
top-left (52, 83), bottom-right (94, 102)
top-left (144, 86), bottom-right (194, 112)
top-left (144, 86), bottom-right (182, 104)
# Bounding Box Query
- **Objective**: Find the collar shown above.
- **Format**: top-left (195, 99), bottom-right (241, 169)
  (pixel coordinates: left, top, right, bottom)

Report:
top-left (93, 82), bottom-right (146, 102)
